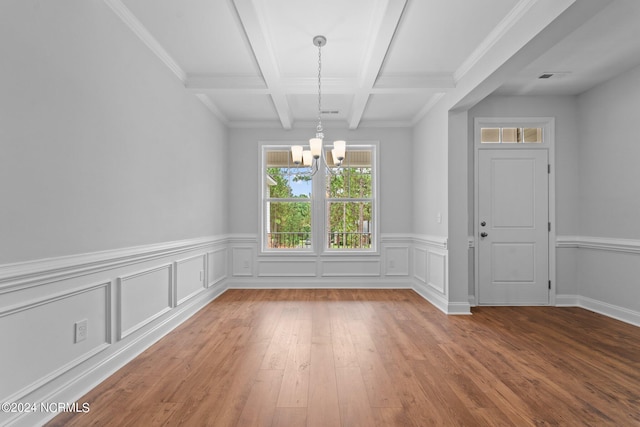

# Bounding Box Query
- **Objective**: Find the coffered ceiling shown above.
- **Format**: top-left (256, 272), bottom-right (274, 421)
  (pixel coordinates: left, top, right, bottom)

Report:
top-left (104, 0), bottom-right (640, 129)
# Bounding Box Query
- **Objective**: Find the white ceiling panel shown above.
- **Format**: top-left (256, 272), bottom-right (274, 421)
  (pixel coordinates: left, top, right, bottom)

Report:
top-left (287, 94), bottom-right (354, 122)
top-left (364, 93), bottom-right (442, 123)
top-left (122, 0), bottom-right (259, 75)
top-left (208, 93), bottom-right (276, 122)
top-left (106, 0), bottom-right (640, 128)
top-left (381, 0), bottom-right (520, 75)
top-left (495, 0), bottom-right (640, 95)
top-left (257, 0), bottom-right (383, 78)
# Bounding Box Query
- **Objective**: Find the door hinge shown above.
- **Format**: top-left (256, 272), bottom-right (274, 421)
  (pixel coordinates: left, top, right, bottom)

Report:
top-left (548, 222), bottom-right (551, 232)
top-left (548, 164), bottom-right (551, 174)
top-left (548, 280), bottom-right (551, 290)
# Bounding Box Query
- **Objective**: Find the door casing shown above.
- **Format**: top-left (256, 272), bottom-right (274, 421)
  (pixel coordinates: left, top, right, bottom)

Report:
top-left (473, 117), bottom-right (556, 306)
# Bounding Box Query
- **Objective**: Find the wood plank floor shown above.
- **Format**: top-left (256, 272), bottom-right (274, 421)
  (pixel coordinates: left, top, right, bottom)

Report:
top-left (48, 289), bottom-right (640, 426)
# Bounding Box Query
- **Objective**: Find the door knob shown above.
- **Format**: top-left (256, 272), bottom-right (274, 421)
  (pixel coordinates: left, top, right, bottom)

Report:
top-left (480, 221), bottom-right (486, 227)
top-left (480, 232), bottom-right (488, 238)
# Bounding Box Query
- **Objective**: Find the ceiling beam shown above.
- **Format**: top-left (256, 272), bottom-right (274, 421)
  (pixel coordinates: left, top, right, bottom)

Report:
top-left (348, 0), bottom-right (407, 130)
top-left (103, 0), bottom-right (186, 83)
top-left (231, 0), bottom-right (293, 129)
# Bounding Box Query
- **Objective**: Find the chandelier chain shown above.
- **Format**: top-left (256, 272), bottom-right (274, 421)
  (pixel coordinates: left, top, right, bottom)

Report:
top-left (317, 41), bottom-right (322, 132)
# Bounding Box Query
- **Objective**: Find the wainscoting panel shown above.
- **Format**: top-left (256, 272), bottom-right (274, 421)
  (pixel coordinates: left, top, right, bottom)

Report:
top-left (556, 235), bottom-right (640, 326)
top-left (257, 259), bottom-right (318, 277)
top-left (175, 254), bottom-right (206, 306)
top-left (118, 264), bottom-right (173, 340)
top-left (384, 246), bottom-right (410, 276)
top-left (232, 247), bottom-right (254, 277)
top-left (413, 247), bottom-right (428, 284)
top-left (207, 248), bottom-right (227, 287)
top-left (427, 251), bottom-right (447, 294)
top-left (0, 282), bottom-right (110, 403)
top-left (321, 259), bottom-right (381, 277)
top-left (0, 236), bottom-right (229, 427)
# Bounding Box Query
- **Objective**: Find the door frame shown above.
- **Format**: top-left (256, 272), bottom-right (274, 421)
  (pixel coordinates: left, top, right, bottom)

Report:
top-left (473, 117), bottom-right (556, 306)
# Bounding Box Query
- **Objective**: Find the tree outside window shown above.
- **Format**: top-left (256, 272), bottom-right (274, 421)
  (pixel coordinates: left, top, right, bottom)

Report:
top-left (262, 144), bottom-right (376, 252)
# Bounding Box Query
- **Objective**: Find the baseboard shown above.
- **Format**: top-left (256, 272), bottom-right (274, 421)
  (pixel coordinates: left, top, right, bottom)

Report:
top-left (412, 282), bottom-right (471, 315)
top-left (8, 282), bottom-right (227, 427)
top-left (556, 294), bottom-right (640, 327)
top-left (577, 296), bottom-right (640, 327)
top-left (555, 294), bottom-right (580, 306)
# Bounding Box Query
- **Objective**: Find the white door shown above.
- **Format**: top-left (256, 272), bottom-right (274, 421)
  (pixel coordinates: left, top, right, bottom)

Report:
top-left (478, 149), bottom-right (549, 305)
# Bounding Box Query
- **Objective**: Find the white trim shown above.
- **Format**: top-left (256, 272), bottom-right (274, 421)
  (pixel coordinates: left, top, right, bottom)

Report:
top-left (556, 294), bottom-right (640, 327)
top-left (556, 235), bottom-right (640, 254)
top-left (453, 0), bottom-right (538, 83)
top-left (0, 236), bottom-right (226, 293)
top-left (412, 281), bottom-right (471, 315)
top-left (0, 281), bottom-right (112, 406)
top-left (117, 264), bottom-right (174, 340)
top-left (473, 117), bottom-right (556, 306)
top-left (20, 284), bottom-right (227, 427)
top-left (412, 234), bottom-right (448, 250)
top-left (259, 141), bottom-right (380, 256)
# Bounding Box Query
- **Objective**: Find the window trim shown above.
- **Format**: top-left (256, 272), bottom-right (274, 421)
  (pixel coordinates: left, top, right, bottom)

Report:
top-left (259, 141), bottom-right (379, 256)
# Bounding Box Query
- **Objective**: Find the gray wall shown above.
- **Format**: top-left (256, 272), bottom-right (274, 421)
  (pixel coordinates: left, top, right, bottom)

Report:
top-left (228, 126), bottom-right (413, 235)
top-left (577, 64), bottom-right (640, 240)
top-left (468, 95), bottom-right (580, 297)
top-left (0, 0), bottom-right (229, 264)
top-left (465, 63), bottom-right (640, 315)
top-left (411, 104), bottom-right (448, 237)
top-left (575, 63), bottom-right (640, 312)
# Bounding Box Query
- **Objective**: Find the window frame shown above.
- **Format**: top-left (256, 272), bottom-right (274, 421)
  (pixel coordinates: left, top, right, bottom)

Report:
top-left (260, 141), bottom-right (379, 255)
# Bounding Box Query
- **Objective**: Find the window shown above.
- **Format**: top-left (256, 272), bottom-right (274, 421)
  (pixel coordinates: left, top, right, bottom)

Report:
top-left (262, 143), bottom-right (377, 253)
top-left (481, 127), bottom-right (542, 144)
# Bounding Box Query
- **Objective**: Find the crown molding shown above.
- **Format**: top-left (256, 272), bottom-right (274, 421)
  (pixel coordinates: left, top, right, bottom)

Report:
top-left (186, 74), bottom-right (268, 94)
top-left (103, 0), bottom-right (186, 83)
top-left (195, 94), bottom-right (229, 125)
top-left (411, 92), bottom-right (446, 126)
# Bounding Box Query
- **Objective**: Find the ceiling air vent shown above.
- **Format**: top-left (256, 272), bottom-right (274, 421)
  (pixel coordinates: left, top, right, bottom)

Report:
top-left (321, 110), bottom-right (340, 115)
top-left (538, 71), bottom-right (571, 79)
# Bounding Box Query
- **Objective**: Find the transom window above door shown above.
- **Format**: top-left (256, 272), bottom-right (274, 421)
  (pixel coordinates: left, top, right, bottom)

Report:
top-left (481, 127), bottom-right (542, 144)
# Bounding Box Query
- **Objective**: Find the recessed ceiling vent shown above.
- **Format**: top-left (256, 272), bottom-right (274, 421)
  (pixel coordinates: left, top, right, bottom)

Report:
top-left (538, 71), bottom-right (571, 79)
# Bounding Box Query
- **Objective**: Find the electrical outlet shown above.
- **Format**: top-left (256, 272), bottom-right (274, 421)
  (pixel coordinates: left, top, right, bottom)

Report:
top-left (75, 319), bottom-right (88, 343)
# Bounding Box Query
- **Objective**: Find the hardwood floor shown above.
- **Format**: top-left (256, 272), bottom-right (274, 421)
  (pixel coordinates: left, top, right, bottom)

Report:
top-left (48, 289), bottom-right (640, 426)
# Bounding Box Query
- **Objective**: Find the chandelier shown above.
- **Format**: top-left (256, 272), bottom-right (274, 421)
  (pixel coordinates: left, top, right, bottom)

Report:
top-left (290, 35), bottom-right (346, 175)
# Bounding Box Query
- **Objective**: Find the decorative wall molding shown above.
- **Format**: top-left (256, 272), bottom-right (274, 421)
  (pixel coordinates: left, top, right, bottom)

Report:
top-left (321, 259), bottom-right (381, 277)
top-left (0, 281), bottom-right (112, 405)
top-left (18, 283), bottom-right (227, 427)
top-left (1, 236), bottom-right (229, 427)
top-left (0, 236), bottom-right (228, 293)
top-left (207, 248), bottom-right (228, 287)
top-left (117, 264), bottom-right (174, 340)
top-left (412, 234), bottom-right (448, 250)
top-left (384, 246), bottom-right (410, 276)
top-left (174, 254), bottom-right (207, 306)
top-left (556, 235), bottom-right (640, 254)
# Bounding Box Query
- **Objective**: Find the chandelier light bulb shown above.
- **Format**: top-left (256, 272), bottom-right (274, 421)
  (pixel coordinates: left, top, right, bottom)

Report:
top-left (291, 145), bottom-right (303, 165)
top-left (309, 138), bottom-right (322, 159)
top-left (302, 150), bottom-right (312, 166)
